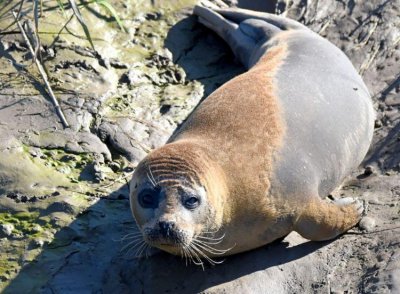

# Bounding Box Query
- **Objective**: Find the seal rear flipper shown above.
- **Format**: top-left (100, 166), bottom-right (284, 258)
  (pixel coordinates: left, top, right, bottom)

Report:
top-left (194, 5), bottom-right (283, 68)
top-left (216, 7), bottom-right (308, 31)
top-left (194, 5), bottom-right (255, 68)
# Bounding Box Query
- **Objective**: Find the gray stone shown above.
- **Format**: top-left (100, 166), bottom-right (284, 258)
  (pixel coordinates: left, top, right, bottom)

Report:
top-left (0, 223), bottom-right (14, 237)
top-left (359, 217), bottom-right (376, 232)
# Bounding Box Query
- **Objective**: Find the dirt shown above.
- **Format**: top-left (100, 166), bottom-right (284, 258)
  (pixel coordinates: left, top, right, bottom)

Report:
top-left (0, 0), bottom-right (399, 293)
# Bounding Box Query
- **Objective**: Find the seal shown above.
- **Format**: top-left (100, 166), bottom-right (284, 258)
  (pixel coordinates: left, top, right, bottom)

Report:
top-left (129, 5), bottom-right (375, 265)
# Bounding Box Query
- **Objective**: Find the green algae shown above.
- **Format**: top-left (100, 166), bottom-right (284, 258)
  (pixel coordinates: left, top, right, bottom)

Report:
top-left (32, 148), bottom-right (96, 183)
top-left (0, 259), bottom-right (16, 282)
top-left (0, 149), bottom-right (70, 195)
top-left (0, 211), bottom-right (49, 238)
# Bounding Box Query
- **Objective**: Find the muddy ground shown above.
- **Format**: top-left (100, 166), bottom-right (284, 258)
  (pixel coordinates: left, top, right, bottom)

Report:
top-left (0, 0), bottom-right (399, 293)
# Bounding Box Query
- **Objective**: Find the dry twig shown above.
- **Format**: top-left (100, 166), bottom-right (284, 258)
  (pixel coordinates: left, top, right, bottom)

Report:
top-left (12, 10), bottom-right (70, 128)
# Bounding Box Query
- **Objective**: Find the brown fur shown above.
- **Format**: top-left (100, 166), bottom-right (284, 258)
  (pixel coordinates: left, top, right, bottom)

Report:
top-left (163, 43), bottom-right (290, 254)
top-left (294, 200), bottom-right (361, 241)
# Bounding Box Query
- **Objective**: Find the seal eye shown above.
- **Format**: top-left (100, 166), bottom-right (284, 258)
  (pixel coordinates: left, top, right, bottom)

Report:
top-left (184, 196), bottom-right (200, 210)
top-left (138, 189), bottom-right (159, 209)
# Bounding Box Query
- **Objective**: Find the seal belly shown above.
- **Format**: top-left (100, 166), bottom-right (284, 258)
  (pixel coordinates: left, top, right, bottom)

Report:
top-left (272, 31), bottom-right (375, 199)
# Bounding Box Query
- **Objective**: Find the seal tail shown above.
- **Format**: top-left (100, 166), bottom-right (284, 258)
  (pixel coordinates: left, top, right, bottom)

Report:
top-left (193, 6), bottom-right (302, 68)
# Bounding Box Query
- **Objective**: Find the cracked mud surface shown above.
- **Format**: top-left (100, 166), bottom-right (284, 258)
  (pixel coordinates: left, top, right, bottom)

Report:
top-left (0, 0), bottom-right (399, 293)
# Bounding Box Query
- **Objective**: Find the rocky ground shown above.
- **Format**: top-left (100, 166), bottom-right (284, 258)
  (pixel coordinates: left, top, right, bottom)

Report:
top-left (0, 0), bottom-right (399, 293)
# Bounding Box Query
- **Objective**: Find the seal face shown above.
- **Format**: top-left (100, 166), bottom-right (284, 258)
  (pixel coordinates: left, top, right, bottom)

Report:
top-left (129, 6), bottom-right (375, 264)
top-left (130, 143), bottom-right (230, 262)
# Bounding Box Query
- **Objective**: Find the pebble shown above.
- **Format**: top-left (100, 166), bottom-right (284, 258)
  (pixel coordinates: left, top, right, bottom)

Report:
top-left (31, 225), bottom-right (42, 233)
top-left (359, 216), bottom-right (376, 232)
top-left (374, 119), bottom-right (382, 128)
top-left (109, 161), bottom-right (121, 172)
top-left (57, 166), bottom-right (72, 174)
top-left (0, 223), bottom-right (14, 237)
top-left (32, 238), bottom-right (45, 248)
top-left (29, 147), bottom-right (44, 158)
top-left (368, 197), bottom-right (383, 205)
top-left (364, 165), bottom-right (374, 176)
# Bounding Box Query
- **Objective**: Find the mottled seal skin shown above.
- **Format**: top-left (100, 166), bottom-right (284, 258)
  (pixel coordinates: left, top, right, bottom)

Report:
top-left (129, 6), bottom-right (375, 260)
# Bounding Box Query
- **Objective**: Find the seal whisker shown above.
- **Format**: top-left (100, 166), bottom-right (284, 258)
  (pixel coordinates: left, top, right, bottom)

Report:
top-left (197, 237), bottom-right (223, 245)
top-left (180, 247), bottom-right (189, 266)
top-left (184, 248), bottom-right (190, 266)
top-left (192, 239), bottom-right (233, 255)
top-left (121, 238), bottom-right (144, 253)
top-left (121, 232), bottom-right (144, 238)
top-left (120, 233), bottom-right (144, 242)
top-left (145, 244), bottom-right (154, 258)
top-left (199, 229), bottom-right (220, 235)
top-left (120, 235), bottom-right (144, 245)
top-left (187, 245), bottom-right (205, 270)
top-left (183, 246), bottom-right (194, 266)
top-left (136, 242), bottom-right (149, 258)
top-left (197, 233), bottom-right (226, 242)
top-left (184, 246), bottom-right (195, 266)
top-left (126, 240), bottom-right (146, 257)
top-left (120, 238), bottom-right (142, 251)
top-left (182, 246), bottom-right (189, 266)
top-left (121, 242), bottom-right (143, 256)
top-left (121, 235), bottom-right (144, 241)
top-left (146, 171), bottom-right (157, 187)
top-left (199, 232), bottom-right (225, 238)
top-left (147, 164), bottom-right (158, 187)
top-left (120, 231), bottom-right (143, 238)
top-left (191, 243), bottom-right (225, 266)
top-left (122, 231), bottom-right (142, 237)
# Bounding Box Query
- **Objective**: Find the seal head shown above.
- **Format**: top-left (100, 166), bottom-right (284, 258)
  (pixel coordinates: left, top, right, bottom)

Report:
top-left (130, 141), bottom-right (228, 257)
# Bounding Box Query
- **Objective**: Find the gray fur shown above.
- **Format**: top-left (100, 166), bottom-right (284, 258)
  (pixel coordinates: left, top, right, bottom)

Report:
top-left (193, 6), bottom-right (375, 200)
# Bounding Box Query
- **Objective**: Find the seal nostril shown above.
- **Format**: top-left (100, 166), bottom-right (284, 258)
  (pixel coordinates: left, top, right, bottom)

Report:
top-left (159, 221), bottom-right (174, 237)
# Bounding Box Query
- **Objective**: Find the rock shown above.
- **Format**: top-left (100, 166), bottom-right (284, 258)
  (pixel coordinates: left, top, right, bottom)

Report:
top-left (359, 217), bottom-right (376, 232)
top-left (31, 225), bottom-right (42, 233)
top-left (119, 68), bottom-right (149, 86)
top-left (108, 161), bottom-right (121, 172)
top-left (29, 147), bottom-right (44, 158)
top-left (368, 197), bottom-right (383, 205)
top-left (32, 238), bottom-right (45, 248)
top-left (374, 119), bottom-right (383, 128)
top-left (57, 166), bottom-right (72, 174)
top-left (364, 165), bottom-right (374, 176)
top-left (45, 201), bottom-right (79, 215)
top-left (21, 130), bottom-right (112, 161)
top-left (0, 223), bottom-right (14, 237)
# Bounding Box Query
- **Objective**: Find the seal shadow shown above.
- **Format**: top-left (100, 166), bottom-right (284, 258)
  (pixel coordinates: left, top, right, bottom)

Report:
top-left (3, 182), bottom-right (331, 293)
top-left (102, 235), bottom-right (330, 293)
top-left (164, 15), bottom-right (245, 98)
top-left (3, 184), bottom-right (135, 293)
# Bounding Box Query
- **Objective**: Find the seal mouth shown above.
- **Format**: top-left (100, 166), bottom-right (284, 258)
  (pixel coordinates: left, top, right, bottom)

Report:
top-left (143, 227), bottom-right (190, 249)
top-left (146, 237), bottom-right (187, 247)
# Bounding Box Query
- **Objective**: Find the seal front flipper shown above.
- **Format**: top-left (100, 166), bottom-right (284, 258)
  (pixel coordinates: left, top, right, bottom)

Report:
top-left (294, 197), bottom-right (364, 241)
top-left (194, 5), bottom-right (282, 68)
